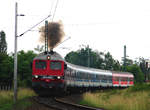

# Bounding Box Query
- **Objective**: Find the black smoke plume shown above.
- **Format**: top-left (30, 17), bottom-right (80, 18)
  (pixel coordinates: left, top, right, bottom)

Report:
top-left (39, 21), bottom-right (65, 50)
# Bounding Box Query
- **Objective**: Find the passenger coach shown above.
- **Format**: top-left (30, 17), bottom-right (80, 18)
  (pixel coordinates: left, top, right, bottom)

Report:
top-left (65, 63), bottom-right (112, 88)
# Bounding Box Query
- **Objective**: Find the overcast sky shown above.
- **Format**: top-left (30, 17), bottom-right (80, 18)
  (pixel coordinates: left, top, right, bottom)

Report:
top-left (1, 0), bottom-right (150, 61)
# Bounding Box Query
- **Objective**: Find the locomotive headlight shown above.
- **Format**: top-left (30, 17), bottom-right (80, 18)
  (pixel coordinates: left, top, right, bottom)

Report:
top-left (47, 56), bottom-right (50, 60)
top-left (35, 75), bottom-right (38, 78)
top-left (57, 76), bottom-right (61, 79)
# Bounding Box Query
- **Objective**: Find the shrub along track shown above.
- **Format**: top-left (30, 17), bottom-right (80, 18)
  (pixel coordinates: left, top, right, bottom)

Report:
top-left (33, 96), bottom-right (104, 110)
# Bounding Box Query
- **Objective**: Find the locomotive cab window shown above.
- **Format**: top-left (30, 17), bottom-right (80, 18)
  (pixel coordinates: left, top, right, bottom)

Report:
top-left (35, 60), bottom-right (46, 69)
top-left (50, 61), bottom-right (62, 70)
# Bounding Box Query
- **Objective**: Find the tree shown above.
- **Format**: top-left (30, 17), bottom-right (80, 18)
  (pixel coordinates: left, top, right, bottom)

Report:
top-left (0, 54), bottom-right (13, 78)
top-left (34, 45), bottom-right (45, 53)
top-left (65, 51), bottom-right (79, 65)
top-left (0, 31), bottom-right (12, 84)
top-left (138, 58), bottom-right (149, 81)
top-left (0, 31), bottom-right (7, 53)
top-left (65, 46), bottom-right (104, 68)
top-left (17, 50), bottom-right (37, 87)
top-left (65, 46), bottom-right (121, 71)
top-left (126, 64), bottom-right (144, 83)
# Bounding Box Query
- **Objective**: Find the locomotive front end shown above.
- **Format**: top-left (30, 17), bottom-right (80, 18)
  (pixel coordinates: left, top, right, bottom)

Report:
top-left (32, 52), bottom-right (66, 95)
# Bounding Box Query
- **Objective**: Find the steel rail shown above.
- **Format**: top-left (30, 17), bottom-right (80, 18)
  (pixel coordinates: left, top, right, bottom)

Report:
top-left (33, 96), bottom-right (105, 110)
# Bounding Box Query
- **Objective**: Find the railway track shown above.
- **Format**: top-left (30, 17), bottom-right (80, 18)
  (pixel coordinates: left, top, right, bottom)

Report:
top-left (33, 96), bottom-right (104, 110)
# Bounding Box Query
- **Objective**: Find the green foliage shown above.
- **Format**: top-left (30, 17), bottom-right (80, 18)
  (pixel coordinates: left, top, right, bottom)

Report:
top-left (13, 98), bottom-right (32, 110)
top-left (0, 88), bottom-right (36, 110)
top-left (65, 45), bottom-right (121, 71)
top-left (104, 52), bottom-right (121, 70)
top-left (81, 86), bottom-right (150, 110)
top-left (17, 50), bottom-right (37, 87)
top-left (0, 53), bottom-right (13, 79)
top-left (0, 50), bottom-right (37, 87)
top-left (126, 64), bottom-right (144, 83)
top-left (65, 46), bottom-right (104, 68)
top-left (65, 51), bottom-right (80, 65)
top-left (127, 83), bottom-right (150, 92)
top-left (0, 31), bottom-right (7, 53)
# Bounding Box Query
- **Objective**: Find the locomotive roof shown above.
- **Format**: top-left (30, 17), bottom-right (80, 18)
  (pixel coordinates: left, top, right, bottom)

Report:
top-left (66, 62), bottom-right (112, 76)
top-left (33, 51), bottom-right (64, 61)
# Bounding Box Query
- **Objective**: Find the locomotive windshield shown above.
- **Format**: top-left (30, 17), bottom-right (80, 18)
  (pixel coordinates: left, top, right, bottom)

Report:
top-left (50, 61), bottom-right (62, 70)
top-left (35, 60), bottom-right (46, 69)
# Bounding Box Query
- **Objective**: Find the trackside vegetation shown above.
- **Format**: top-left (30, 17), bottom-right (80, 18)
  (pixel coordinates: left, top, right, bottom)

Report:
top-left (0, 88), bottom-right (36, 110)
top-left (80, 84), bottom-right (150, 110)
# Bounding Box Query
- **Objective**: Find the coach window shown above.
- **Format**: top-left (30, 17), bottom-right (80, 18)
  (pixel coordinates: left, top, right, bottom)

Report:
top-left (67, 68), bottom-right (70, 77)
top-left (68, 68), bottom-right (71, 77)
top-left (82, 72), bottom-right (84, 80)
top-left (121, 77), bottom-right (123, 81)
top-left (79, 72), bottom-right (82, 80)
top-left (81, 72), bottom-right (84, 80)
top-left (75, 71), bottom-right (77, 80)
top-left (109, 76), bottom-right (112, 83)
top-left (96, 74), bottom-right (98, 79)
top-left (84, 72), bottom-right (87, 80)
top-left (35, 60), bottom-right (46, 69)
top-left (72, 70), bottom-right (74, 78)
top-left (101, 75), bottom-right (104, 82)
top-left (76, 71), bottom-right (79, 80)
top-left (94, 74), bottom-right (96, 80)
top-left (101, 75), bottom-right (103, 82)
top-left (122, 77), bottom-right (126, 81)
top-left (117, 77), bottom-right (119, 81)
top-left (85, 73), bottom-right (88, 80)
top-left (70, 70), bottom-right (73, 79)
top-left (98, 75), bottom-right (101, 80)
top-left (113, 77), bottom-right (116, 81)
top-left (130, 78), bottom-right (133, 81)
top-left (91, 74), bottom-right (94, 81)
top-left (89, 74), bottom-right (91, 80)
top-left (99, 75), bottom-right (102, 81)
top-left (96, 74), bottom-right (99, 81)
top-left (88, 74), bottom-right (90, 80)
top-left (104, 75), bottom-right (107, 83)
top-left (84, 72), bottom-right (87, 79)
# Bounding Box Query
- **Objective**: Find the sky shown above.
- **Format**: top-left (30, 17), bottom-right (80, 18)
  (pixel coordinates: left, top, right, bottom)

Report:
top-left (1, 0), bottom-right (150, 61)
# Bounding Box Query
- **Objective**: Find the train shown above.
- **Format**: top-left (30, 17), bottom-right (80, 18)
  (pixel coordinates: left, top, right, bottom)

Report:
top-left (32, 51), bottom-right (134, 95)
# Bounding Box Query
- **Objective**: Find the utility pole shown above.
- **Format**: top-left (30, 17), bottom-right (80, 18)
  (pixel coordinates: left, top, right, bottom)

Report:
top-left (14, 3), bottom-right (50, 103)
top-left (14, 2), bottom-right (25, 103)
top-left (123, 45), bottom-right (126, 71)
top-left (87, 45), bottom-right (90, 67)
top-left (14, 2), bottom-right (18, 103)
top-left (45, 20), bottom-right (48, 52)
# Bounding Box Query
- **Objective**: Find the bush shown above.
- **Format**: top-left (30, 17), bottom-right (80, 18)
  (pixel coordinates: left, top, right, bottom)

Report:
top-left (127, 83), bottom-right (150, 92)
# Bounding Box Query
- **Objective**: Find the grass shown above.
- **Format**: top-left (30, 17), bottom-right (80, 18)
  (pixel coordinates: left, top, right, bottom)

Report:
top-left (0, 88), bottom-right (36, 110)
top-left (80, 84), bottom-right (150, 110)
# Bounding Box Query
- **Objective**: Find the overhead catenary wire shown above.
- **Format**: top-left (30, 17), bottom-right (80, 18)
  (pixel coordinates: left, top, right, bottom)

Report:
top-left (52, 0), bottom-right (59, 22)
top-left (18, 15), bottom-right (51, 37)
top-left (23, 0), bottom-right (55, 33)
top-left (27, 0), bottom-right (59, 33)
top-left (49, 0), bottom-right (55, 19)
top-left (55, 36), bottom-right (71, 48)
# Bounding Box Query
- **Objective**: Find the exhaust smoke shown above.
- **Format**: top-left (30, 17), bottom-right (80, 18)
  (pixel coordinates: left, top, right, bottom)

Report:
top-left (39, 21), bottom-right (65, 50)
